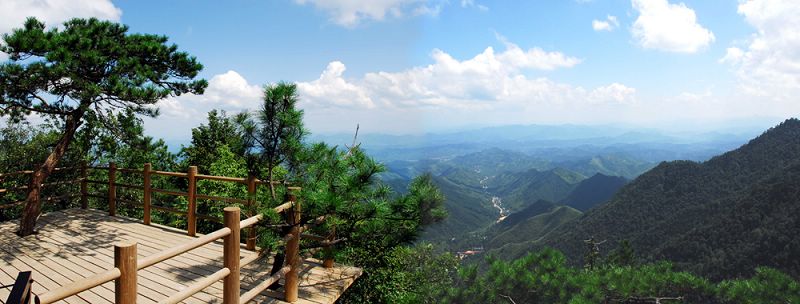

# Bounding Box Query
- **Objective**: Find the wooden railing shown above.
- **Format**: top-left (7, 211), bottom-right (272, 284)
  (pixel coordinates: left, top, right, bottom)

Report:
top-left (85, 163), bottom-right (283, 249)
top-left (0, 163), bottom-right (341, 303)
top-left (0, 167), bottom-right (83, 211)
top-left (33, 203), bottom-right (298, 304)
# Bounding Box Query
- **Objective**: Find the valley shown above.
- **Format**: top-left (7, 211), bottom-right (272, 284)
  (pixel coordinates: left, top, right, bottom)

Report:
top-left (357, 123), bottom-right (763, 261)
top-left (371, 119), bottom-right (800, 282)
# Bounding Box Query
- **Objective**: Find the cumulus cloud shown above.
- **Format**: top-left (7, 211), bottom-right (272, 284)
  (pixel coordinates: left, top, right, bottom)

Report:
top-left (721, 0), bottom-right (800, 100)
top-left (293, 0), bottom-right (439, 27)
top-left (147, 71), bottom-right (262, 140)
top-left (296, 38), bottom-right (634, 114)
top-left (592, 15), bottom-right (619, 32)
top-left (0, 0), bottom-right (122, 60)
top-left (296, 61), bottom-right (375, 108)
top-left (631, 0), bottom-right (715, 53)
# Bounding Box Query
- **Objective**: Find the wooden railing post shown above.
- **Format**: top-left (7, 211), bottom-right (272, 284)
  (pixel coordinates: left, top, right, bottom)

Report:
top-left (114, 242), bottom-right (137, 304)
top-left (80, 163), bottom-right (88, 209)
top-left (284, 189), bottom-right (301, 303)
top-left (108, 162), bottom-right (117, 216)
top-left (246, 175), bottom-right (257, 251)
top-left (223, 207), bottom-right (240, 304)
top-left (143, 163), bottom-right (152, 225)
top-left (187, 166), bottom-right (198, 237)
top-left (323, 223), bottom-right (335, 268)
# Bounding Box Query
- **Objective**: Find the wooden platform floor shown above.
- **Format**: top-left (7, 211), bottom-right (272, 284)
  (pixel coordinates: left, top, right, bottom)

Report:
top-left (0, 209), bottom-right (361, 304)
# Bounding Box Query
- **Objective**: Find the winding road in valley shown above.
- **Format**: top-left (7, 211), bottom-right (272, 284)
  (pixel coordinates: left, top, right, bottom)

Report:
top-left (479, 174), bottom-right (508, 223)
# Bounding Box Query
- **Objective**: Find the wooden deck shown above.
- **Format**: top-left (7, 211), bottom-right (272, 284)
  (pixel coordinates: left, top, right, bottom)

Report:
top-left (0, 209), bottom-right (361, 304)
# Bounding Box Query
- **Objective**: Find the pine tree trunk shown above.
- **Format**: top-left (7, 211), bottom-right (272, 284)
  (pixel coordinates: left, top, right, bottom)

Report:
top-left (268, 167), bottom-right (276, 200)
top-left (17, 112), bottom-right (83, 236)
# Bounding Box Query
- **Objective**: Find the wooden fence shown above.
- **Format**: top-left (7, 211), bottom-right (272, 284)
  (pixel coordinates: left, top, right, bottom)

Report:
top-left (0, 163), bottom-right (339, 304)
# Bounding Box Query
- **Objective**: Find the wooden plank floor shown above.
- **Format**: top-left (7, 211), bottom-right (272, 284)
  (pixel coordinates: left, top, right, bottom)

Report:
top-left (0, 209), bottom-right (361, 304)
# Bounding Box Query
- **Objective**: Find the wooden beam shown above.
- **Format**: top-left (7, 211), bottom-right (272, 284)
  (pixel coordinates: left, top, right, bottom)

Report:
top-left (284, 191), bottom-right (301, 303)
top-left (114, 242), bottom-right (137, 304)
top-left (5, 271), bottom-right (32, 304)
top-left (187, 166), bottom-right (198, 237)
top-left (108, 162), bottom-right (116, 216)
top-left (143, 163), bottom-right (151, 225)
top-left (80, 163), bottom-right (88, 209)
top-left (246, 175), bottom-right (257, 250)
top-left (223, 207), bottom-right (240, 304)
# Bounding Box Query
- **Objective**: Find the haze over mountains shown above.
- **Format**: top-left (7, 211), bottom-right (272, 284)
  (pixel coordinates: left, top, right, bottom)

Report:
top-left (322, 120), bottom-right (800, 280)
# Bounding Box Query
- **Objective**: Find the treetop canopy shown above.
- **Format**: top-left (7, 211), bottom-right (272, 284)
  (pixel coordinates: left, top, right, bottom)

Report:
top-left (0, 17), bottom-right (208, 122)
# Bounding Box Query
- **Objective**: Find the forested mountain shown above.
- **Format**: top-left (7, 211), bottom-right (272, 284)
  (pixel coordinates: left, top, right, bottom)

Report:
top-left (487, 168), bottom-right (584, 211)
top-left (560, 173), bottom-right (627, 211)
top-left (482, 200), bottom-right (582, 251)
top-left (420, 175), bottom-right (495, 242)
top-left (531, 118), bottom-right (800, 279)
top-left (555, 154), bottom-right (654, 179)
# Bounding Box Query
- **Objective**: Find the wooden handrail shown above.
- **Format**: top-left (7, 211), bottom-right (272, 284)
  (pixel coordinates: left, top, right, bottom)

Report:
top-left (1, 164), bottom-right (329, 304)
top-left (150, 188), bottom-right (188, 197)
top-left (239, 266), bottom-right (290, 303)
top-left (151, 170), bottom-right (187, 178)
top-left (1, 194), bottom-right (78, 209)
top-left (139, 227), bottom-right (231, 269)
top-left (114, 182), bottom-right (144, 190)
top-left (162, 267), bottom-right (230, 304)
top-left (0, 170), bottom-right (34, 177)
top-left (116, 168), bottom-right (143, 174)
top-left (150, 204), bottom-right (186, 216)
top-left (196, 174), bottom-right (247, 184)
top-left (196, 194), bottom-right (248, 205)
top-left (0, 178), bottom-right (84, 193)
top-left (35, 267), bottom-right (122, 303)
top-left (36, 208), bottom-right (245, 304)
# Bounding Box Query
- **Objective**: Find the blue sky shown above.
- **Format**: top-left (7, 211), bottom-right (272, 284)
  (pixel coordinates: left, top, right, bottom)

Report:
top-left (1, 0), bottom-right (798, 142)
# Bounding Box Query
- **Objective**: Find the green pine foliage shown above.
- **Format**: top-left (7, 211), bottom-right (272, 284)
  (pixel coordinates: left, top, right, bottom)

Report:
top-left (443, 248), bottom-right (798, 304)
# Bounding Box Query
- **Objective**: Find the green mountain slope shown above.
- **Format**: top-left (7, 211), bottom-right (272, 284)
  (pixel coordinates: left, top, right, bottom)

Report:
top-left (420, 175), bottom-right (495, 242)
top-left (489, 168), bottom-right (585, 211)
top-left (557, 154), bottom-right (656, 179)
top-left (560, 173), bottom-right (627, 211)
top-left (535, 118), bottom-right (800, 279)
top-left (484, 200), bottom-right (582, 250)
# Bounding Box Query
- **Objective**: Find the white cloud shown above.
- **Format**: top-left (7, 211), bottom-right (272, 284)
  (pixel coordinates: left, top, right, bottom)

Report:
top-left (147, 70), bottom-right (262, 140)
top-left (0, 0), bottom-right (122, 60)
top-left (592, 15), bottom-right (619, 32)
top-left (721, 0), bottom-right (800, 100)
top-left (293, 0), bottom-right (438, 27)
top-left (296, 61), bottom-right (375, 108)
top-left (461, 0), bottom-right (488, 11)
top-left (631, 0), bottom-right (715, 53)
top-left (296, 38), bottom-right (633, 115)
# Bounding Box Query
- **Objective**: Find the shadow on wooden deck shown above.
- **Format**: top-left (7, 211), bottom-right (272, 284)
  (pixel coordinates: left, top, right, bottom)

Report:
top-left (0, 209), bottom-right (361, 304)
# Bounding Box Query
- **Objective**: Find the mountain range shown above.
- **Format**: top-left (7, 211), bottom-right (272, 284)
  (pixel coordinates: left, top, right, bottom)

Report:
top-left (514, 119), bottom-right (800, 279)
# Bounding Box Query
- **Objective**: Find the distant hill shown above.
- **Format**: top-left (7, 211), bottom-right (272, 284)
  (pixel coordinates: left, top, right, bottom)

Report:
top-left (483, 200), bottom-right (582, 250)
top-left (533, 118), bottom-right (800, 280)
top-left (448, 148), bottom-right (549, 176)
top-left (560, 173), bottom-right (627, 211)
top-left (488, 168), bottom-right (585, 212)
top-left (420, 175), bottom-right (495, 242)
top-left (556, 154), bottom-right (655, 179)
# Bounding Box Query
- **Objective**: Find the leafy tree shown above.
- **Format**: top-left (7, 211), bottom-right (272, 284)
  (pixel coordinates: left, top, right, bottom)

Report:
top-left (0, 17), bottom-right (207, 235)
top-left (180, 110), bottom-right (247, 173)
top-left (239, 82), bottom-right (305, 198)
